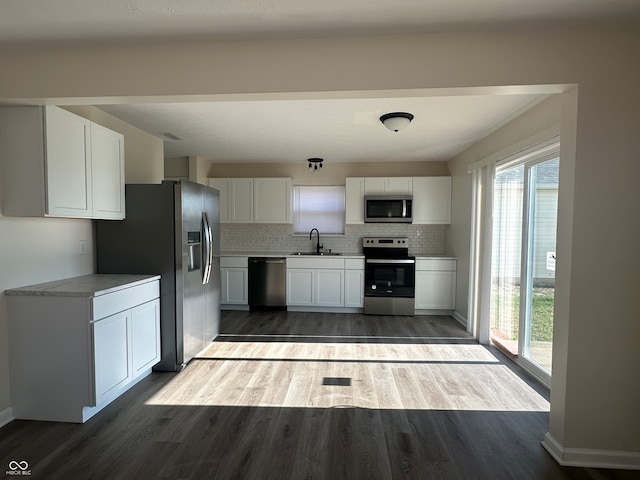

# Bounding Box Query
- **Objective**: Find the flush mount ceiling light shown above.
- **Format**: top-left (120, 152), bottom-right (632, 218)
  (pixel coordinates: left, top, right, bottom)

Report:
top-left (380, 112), bottom-right (414, 132)
top-left (308, 157), bottom-right (324, 171)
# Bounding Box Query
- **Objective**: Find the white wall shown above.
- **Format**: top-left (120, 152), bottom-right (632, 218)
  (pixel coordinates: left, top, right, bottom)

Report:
top-left (0, 24), bottom-right (639, 463)
top-left (0, 105), bottom-right (163, 422)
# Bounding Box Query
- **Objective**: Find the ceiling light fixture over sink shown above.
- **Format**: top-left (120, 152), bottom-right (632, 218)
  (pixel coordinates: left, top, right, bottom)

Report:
top-left (308, 157), bottom-right (323, 171)
top-left (380, 112), bottom-right (414, 132)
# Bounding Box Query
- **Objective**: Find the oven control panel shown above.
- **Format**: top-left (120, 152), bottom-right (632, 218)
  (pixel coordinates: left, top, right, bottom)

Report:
top-left (362, 237), bottom-right (409, 248)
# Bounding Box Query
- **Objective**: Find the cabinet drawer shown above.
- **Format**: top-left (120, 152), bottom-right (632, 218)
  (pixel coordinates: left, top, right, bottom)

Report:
top-left (345, 258), bottom-right (364, 270)
top-left (92, 280), bottom-right (159, 321)
top-left (415, 259), bottom-right (456, 271)
top-left (287, 257), bottom-right (345, 269)
top-left (221, 256), bottom-right (248, 268)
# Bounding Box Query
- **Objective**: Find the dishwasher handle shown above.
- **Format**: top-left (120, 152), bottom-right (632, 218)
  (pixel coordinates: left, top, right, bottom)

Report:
top-left (249, 257), bottom-right (286, 264)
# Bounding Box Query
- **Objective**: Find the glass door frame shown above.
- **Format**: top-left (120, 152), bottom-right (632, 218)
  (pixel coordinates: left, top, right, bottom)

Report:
top-left (469, 136), bottom-right (560, 388)
top-left (517, 154), bottom-right (559, 383)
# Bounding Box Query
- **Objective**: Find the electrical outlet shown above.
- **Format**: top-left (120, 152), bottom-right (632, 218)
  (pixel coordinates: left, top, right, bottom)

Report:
top-left (79, 240), bottom-right (88, 255)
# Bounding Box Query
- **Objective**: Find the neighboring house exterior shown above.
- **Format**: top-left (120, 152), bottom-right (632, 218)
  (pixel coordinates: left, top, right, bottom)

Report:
top-left (492, 158), bottom-right (559, 285)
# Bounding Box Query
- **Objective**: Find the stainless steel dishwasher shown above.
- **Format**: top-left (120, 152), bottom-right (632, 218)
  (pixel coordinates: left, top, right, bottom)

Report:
top-left (248, 257), bottom-right (287, 310)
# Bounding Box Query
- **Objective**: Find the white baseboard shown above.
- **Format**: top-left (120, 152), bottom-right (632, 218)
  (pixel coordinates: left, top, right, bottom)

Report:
top-left (451, 310), bottom-right (467, 327)
top-left (0, 407), bottom-right (14, 428)
top-left (542, 433), bottom-right (640, 470)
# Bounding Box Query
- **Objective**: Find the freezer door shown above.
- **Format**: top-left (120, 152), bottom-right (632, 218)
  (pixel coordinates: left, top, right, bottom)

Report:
top-left (203, 186), bottom-right (221, 342)
top-left (177, 181), bottom-right (207, 365)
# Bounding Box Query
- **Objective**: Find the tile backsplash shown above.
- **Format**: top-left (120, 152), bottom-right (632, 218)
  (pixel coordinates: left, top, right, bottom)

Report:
top-left (220, 223), bottom-right (444, 255)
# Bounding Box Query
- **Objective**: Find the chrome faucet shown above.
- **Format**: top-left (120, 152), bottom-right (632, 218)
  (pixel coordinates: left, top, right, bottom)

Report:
top-left (309, 228), bottom-right (323, 254)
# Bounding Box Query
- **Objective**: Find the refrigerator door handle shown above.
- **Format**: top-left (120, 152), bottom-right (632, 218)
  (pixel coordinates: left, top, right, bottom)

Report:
top-left (202, 212), bottom-right (213, 285)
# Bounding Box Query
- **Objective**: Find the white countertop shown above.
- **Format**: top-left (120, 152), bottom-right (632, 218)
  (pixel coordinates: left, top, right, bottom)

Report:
top-left (221, 251), bottom-right (365, 258)
top-left (5, 274), bottom-right (161, 298)
top-left (221, 251), bottom-right (455, 260)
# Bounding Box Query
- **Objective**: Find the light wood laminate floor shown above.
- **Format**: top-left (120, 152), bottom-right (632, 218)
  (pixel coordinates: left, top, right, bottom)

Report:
top-left (1, 311), bottom-right (638, 479)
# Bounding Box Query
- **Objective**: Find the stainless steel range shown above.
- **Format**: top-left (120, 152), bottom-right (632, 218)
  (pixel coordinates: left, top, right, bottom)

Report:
top-left (362, 237), bottom-right (415, 316)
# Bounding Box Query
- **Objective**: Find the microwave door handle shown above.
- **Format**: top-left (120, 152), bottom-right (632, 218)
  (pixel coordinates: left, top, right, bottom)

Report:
top-left (402, 200), bottom-right (407, 218)
top-left (201, 212), bottom-right (213, 284)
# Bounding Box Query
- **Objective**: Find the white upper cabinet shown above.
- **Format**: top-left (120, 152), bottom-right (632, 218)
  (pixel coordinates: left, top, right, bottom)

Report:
top-left (45, 106), bottom-right (92, 217)
top-left (91, 122), bottom-right (125, 220)
top-left (253, 177), bottom-right (292, 223)
top-left (0, 106), bottom-right (125, 219)
top-left (363, 177), bottom-right (388, 195)
top-left (208, 177), bottom-right (293, 224)
top-left (230, 178), bottom-right (254, 223)
top-left (364, 177), bottom-right (413, 195)
top-left (207, 178), bottom-right (229, 222)
top-left (345, 177), bottom-right (365, 224)
top-left (209, 178), bottom-right (254, 223)
top-left (412, 176), bottom-right (452, 224)
top-left (386, 177), bottom-right (413, 194)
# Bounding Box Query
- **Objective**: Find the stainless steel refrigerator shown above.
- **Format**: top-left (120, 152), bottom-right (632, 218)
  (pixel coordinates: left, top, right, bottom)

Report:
top-left (96, 180), bottom-right (220, 371)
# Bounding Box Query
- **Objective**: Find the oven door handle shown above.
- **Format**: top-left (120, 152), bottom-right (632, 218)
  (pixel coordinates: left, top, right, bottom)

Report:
top-left (365, 258), bottom-right (416, 264)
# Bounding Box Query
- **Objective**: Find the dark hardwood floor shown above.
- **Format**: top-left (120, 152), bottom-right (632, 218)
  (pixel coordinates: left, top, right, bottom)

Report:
top-left (1, 311), bottom-right (638, 479)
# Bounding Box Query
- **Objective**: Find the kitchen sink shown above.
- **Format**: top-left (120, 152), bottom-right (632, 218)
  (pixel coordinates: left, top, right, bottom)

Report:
top-left (289, 252), bottom-right (342, 256)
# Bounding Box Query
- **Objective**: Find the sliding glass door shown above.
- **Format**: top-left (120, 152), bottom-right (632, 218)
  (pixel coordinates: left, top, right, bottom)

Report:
top-left (522, 158), bottom-right (559, 373)
top-left (490, 164), bottom-right (524, 356)
top-left (490, 152), bottom-right (559, 379)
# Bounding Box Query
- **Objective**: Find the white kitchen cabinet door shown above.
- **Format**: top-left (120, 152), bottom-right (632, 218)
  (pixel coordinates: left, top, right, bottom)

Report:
top-left (0, 106), bottom-right (127, 219)
top-left (254, 177), bottom-right (292, 223)
top-left (93, 310), bottom-right (132, 405)
top-left (415, 270), bottom-right (456, 310)
top-left (45, 106), bottom-right (93, 217)
top-left (131, 299), bottom-right (160, 378)
top-left (221, 268), bottom-right (249, 304)
top-left (344, 269), bottom-right (364, 308)
top-left (345, 177), bottom-right (365, 224)
top-left (230, 178), bottom-right (254, 223)
top-left (412, 176), bottom-right (452, 224)
top-left (208, 178), bottom-right (229, 222)
top-left (364, 177), bottom-right (388, 195)
top-left (91, 122), bottom-right (125, 220)
top-left (286, 269), bottom-right (314, 306)
top-left (315, 269), bottom-right (344, 307)
top-left (387, 177), bottom-right (413, 194)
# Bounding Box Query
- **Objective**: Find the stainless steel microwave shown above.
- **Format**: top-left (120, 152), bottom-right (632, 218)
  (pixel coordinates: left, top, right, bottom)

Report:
top-left (364, 195), bottom-right (413, 223)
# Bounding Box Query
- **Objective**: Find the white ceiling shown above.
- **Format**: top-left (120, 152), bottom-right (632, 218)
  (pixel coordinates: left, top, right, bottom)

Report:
top-left (4, 0), bottom-right (639, 164)
top-left (100, 94), bottom-right (546, 163)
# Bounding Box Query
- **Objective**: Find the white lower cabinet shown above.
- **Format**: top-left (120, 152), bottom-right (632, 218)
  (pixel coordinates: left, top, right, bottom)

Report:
top-left (93, 310), bottom-right (132, 404)
top-left (287, 269), bottom-right (315, 305)
top-left (286, 257), bottom-right (363, 310)
top-left (415, 258), bottom-right (457, 311)
top-left (92, 296), bottom-right (162, 409)
top-left (220, 256), bottom-right (249, 308)
top-left (315, 269), bottom-right (344, 307)
top-left (6, 275), bottom-right (160, 423)
top-left (131, 299), bottom-right (162, 376)
top-left (344, 258), bottom-right (365, 308)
